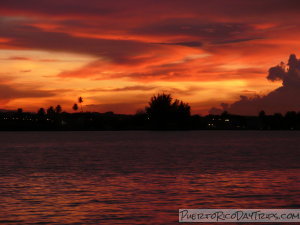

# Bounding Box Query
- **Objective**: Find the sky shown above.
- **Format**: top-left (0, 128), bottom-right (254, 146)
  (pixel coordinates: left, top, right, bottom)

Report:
top-left (0, 0), bottom-right (300, 115)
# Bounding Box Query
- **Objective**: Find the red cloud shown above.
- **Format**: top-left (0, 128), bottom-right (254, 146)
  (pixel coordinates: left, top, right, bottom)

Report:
top-left (1, 0), bottom-right (300, 114)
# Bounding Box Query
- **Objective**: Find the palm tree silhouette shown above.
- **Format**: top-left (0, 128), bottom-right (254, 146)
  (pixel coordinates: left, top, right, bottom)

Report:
top-left (73, 103), bottom-right (79, 112)
top-left (78, 97), bottom-right (83, 112)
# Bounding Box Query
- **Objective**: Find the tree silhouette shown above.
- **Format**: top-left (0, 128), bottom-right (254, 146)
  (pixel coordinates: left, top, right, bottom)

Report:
top-left (146, 93), bottom-right (172, 121)
top-left (259, 110), bottom-right (267, 129)
top-left (73, 103), bottom-right (79, 112)
top-left (17, 108), bottom-right (23, 114)
top-left (37, 108), bottom-right (46, 116)
top-left (47, 106), bottom-right (55, 116)
top-left (145, 93), bottom-right (191, 129)
top-left (55, 105), bottom-right (62, 114)
top-left (78, 97), bottom-right (83, 112)
top-left (172, 99), bottom-right (191, 119)
top-left (259, 110), bottom-right (266, 118)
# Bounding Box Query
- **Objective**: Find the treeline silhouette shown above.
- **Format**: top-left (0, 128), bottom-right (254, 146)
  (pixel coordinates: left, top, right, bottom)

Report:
top-left (0, 94), bottom-right (299, 130)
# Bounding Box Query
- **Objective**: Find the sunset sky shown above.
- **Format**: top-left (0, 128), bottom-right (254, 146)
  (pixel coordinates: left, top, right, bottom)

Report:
top-left (1, 0), bottom-right (300, 115)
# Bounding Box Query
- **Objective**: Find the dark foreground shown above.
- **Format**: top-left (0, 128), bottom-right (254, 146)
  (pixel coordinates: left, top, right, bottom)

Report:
top-left (0, 131), bottom-right (299, 224)
top-left (1, 111), bottom-right (300, 130)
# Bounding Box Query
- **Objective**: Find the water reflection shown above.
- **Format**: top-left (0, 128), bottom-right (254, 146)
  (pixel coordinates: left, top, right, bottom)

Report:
top-left (0, 131), bottom-right (299, 224)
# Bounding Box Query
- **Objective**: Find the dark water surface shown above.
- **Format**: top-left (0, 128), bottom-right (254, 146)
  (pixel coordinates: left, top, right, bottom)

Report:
top-left (0, 131), bottom-right (299, 224)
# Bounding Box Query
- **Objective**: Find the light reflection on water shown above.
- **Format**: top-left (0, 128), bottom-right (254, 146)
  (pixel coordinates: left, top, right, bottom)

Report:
top-left (0, 131), bottom-right (299, 224)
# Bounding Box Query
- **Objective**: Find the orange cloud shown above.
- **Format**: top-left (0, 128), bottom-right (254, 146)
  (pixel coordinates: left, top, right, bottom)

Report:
top-left (0, 0), bottom-right (300, 114)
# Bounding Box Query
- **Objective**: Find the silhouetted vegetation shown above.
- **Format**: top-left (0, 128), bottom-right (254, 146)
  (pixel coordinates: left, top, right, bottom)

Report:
top-left (145, 93), bottom-right (190, 129)
top-left (0, 94), bottom-right (299, 131)
top-left (55, 105), bottom-right (62, 114)
top-left (78, 97), bottom-right (83, 112)
top-left (72, 103), bottom-right (79, 112)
